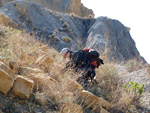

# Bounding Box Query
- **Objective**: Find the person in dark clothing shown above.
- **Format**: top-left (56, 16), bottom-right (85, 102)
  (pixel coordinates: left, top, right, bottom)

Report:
top-left (60, 48), bottom-right (104, 87)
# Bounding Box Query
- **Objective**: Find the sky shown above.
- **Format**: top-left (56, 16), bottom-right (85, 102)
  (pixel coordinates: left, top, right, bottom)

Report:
top-left (81, 0), bottom-right (150, 63)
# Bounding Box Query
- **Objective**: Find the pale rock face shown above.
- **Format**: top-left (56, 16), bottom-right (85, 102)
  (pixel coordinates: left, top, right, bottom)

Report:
top-left (12, 75), bottom-right (34, 99)
top-left (18, 67), bottom-right (43, 75)
top-left (0, 61), bottom-right (16, 94)
top-left (75, 90), bottom-right (111, 112)
top-left (27, 73), bottom-right (58, 92)
top-left (86, 17), bottom-right (146, 63)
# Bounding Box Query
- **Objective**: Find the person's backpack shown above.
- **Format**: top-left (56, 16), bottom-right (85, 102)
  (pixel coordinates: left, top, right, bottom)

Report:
top-left (66, 49), bottom-right (103, 71)
top-left (69, 50), bottom-right (89, 69)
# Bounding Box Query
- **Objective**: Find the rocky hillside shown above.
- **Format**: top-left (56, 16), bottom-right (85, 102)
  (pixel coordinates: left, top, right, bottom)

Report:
top-left (0, 0), bottom-right (94, 18)
top-left (0, 26), bottom-right (112, 113)
top-left (0, 25), bottom-right (150, 113)
top-left (0, 1), bottom-right (146, 64)
top-left (120, 68), bottom-right (150, 111)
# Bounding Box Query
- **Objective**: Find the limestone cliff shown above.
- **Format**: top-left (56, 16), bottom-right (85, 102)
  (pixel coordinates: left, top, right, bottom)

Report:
top-left (86, 17), bottom-right (145, 63)
top-left (0, 0), bottom-right (94, 18)
top-left (0, 1), bottom-right (146, 63)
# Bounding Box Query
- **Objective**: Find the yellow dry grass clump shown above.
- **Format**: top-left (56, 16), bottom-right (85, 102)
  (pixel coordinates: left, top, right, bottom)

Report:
top-left (0, 25), bottom-right (57, 72)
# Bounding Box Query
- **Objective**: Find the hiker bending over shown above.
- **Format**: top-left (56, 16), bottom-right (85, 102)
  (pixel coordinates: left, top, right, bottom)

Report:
top-left (60, 48), bottom-right (104, 84)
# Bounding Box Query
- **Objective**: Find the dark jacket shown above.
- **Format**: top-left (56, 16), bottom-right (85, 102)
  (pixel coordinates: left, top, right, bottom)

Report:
top-left (65, 50), bottom-right (91, 71)
top-left (64, 50), bottom-right (103, 80)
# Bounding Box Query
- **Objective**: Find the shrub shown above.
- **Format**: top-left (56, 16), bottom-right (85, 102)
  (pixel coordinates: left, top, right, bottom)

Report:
top-left (96, 63), bottom-right (118, 99)
top-left (63, 22), bottom-right (69, 28)
top-left (123, 81), bottom-right (145, 108)
top-left (95, 63), bottom-right (145, 113)
top-left (48, 34), bottom-right (59, 43)
top-left (124, 82), bottom-right (145, 97)
top-left (62, 22), bottom-right (71, 33)
top-left (62, 36), bottom-right (71, 43)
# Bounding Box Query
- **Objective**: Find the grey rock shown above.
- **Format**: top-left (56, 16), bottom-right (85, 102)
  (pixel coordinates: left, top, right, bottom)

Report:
top-left (120, 68), bottom-right (150, 110)
top-left (86, 17), bottom-right (146, 63)
top-left (0, 1), bottom-right (146, 64)
top-left (0, 1), bottom-right (95, 51)
top-left (0, 0), bottom-right (94, 18)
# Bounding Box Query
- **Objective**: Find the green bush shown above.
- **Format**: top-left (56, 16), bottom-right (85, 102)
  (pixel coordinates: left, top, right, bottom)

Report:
top-left (62, 36), bottom-right (71, 43)
top-left (49, 34), bottom-right (59, 43)
top-left (124, 81), bottom-right (145, 97)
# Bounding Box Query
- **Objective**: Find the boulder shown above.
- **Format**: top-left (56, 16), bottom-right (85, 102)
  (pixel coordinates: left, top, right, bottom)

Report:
top-left (18, 67), bottom-right (43, 75)
top-left (60, 103), bottom-right (83, 113)
top-left (0, 61), bottom-right (16, 94)
top-left (27, 73), bottom-right (58, 92)
top-left (75, 90), bottom-right (111, 112)
top-left (12, 75), bottom-right (34, 99)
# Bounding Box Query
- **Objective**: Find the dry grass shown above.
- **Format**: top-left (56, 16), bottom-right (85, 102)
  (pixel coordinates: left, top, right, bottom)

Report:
top-left (0, 24), bottom-right (145, 112)
top-left (0, 25), bottom-right (58, 72)
top-left (0, 25), bottom-right (76, 111)
top-left (95, 63), bottom-right (143, 113)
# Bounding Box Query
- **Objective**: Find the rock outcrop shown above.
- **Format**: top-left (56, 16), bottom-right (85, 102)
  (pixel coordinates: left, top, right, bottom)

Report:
top-left (0, 61), bottom-right (16, 94)
top-left (86, 17), bottom-right (146, 63)
top-left (0, 0), bottom-right (94, 18)
top-left (0, 1), bottom-right (146, 63)
top-left (75, 90), bottom-right (111, 112)
top-left (12, 75), bottom-right (34, 99)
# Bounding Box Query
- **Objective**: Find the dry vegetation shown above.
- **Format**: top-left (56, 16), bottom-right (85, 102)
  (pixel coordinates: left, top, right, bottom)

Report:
top-left (0, 24), bottom-right (80, 112)
top-left (95, 64), bottom-right (144, 113)
top-left (0, 24), bottom-right (146, 113)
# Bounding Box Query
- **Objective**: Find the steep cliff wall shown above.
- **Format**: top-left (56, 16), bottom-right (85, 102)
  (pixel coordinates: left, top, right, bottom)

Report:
top-left (0, 1), bottom-right (145, 63)
top-left (0, 0), bottom-right (94, 18)
top-left (86, 17), bottom-right (145, 63)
